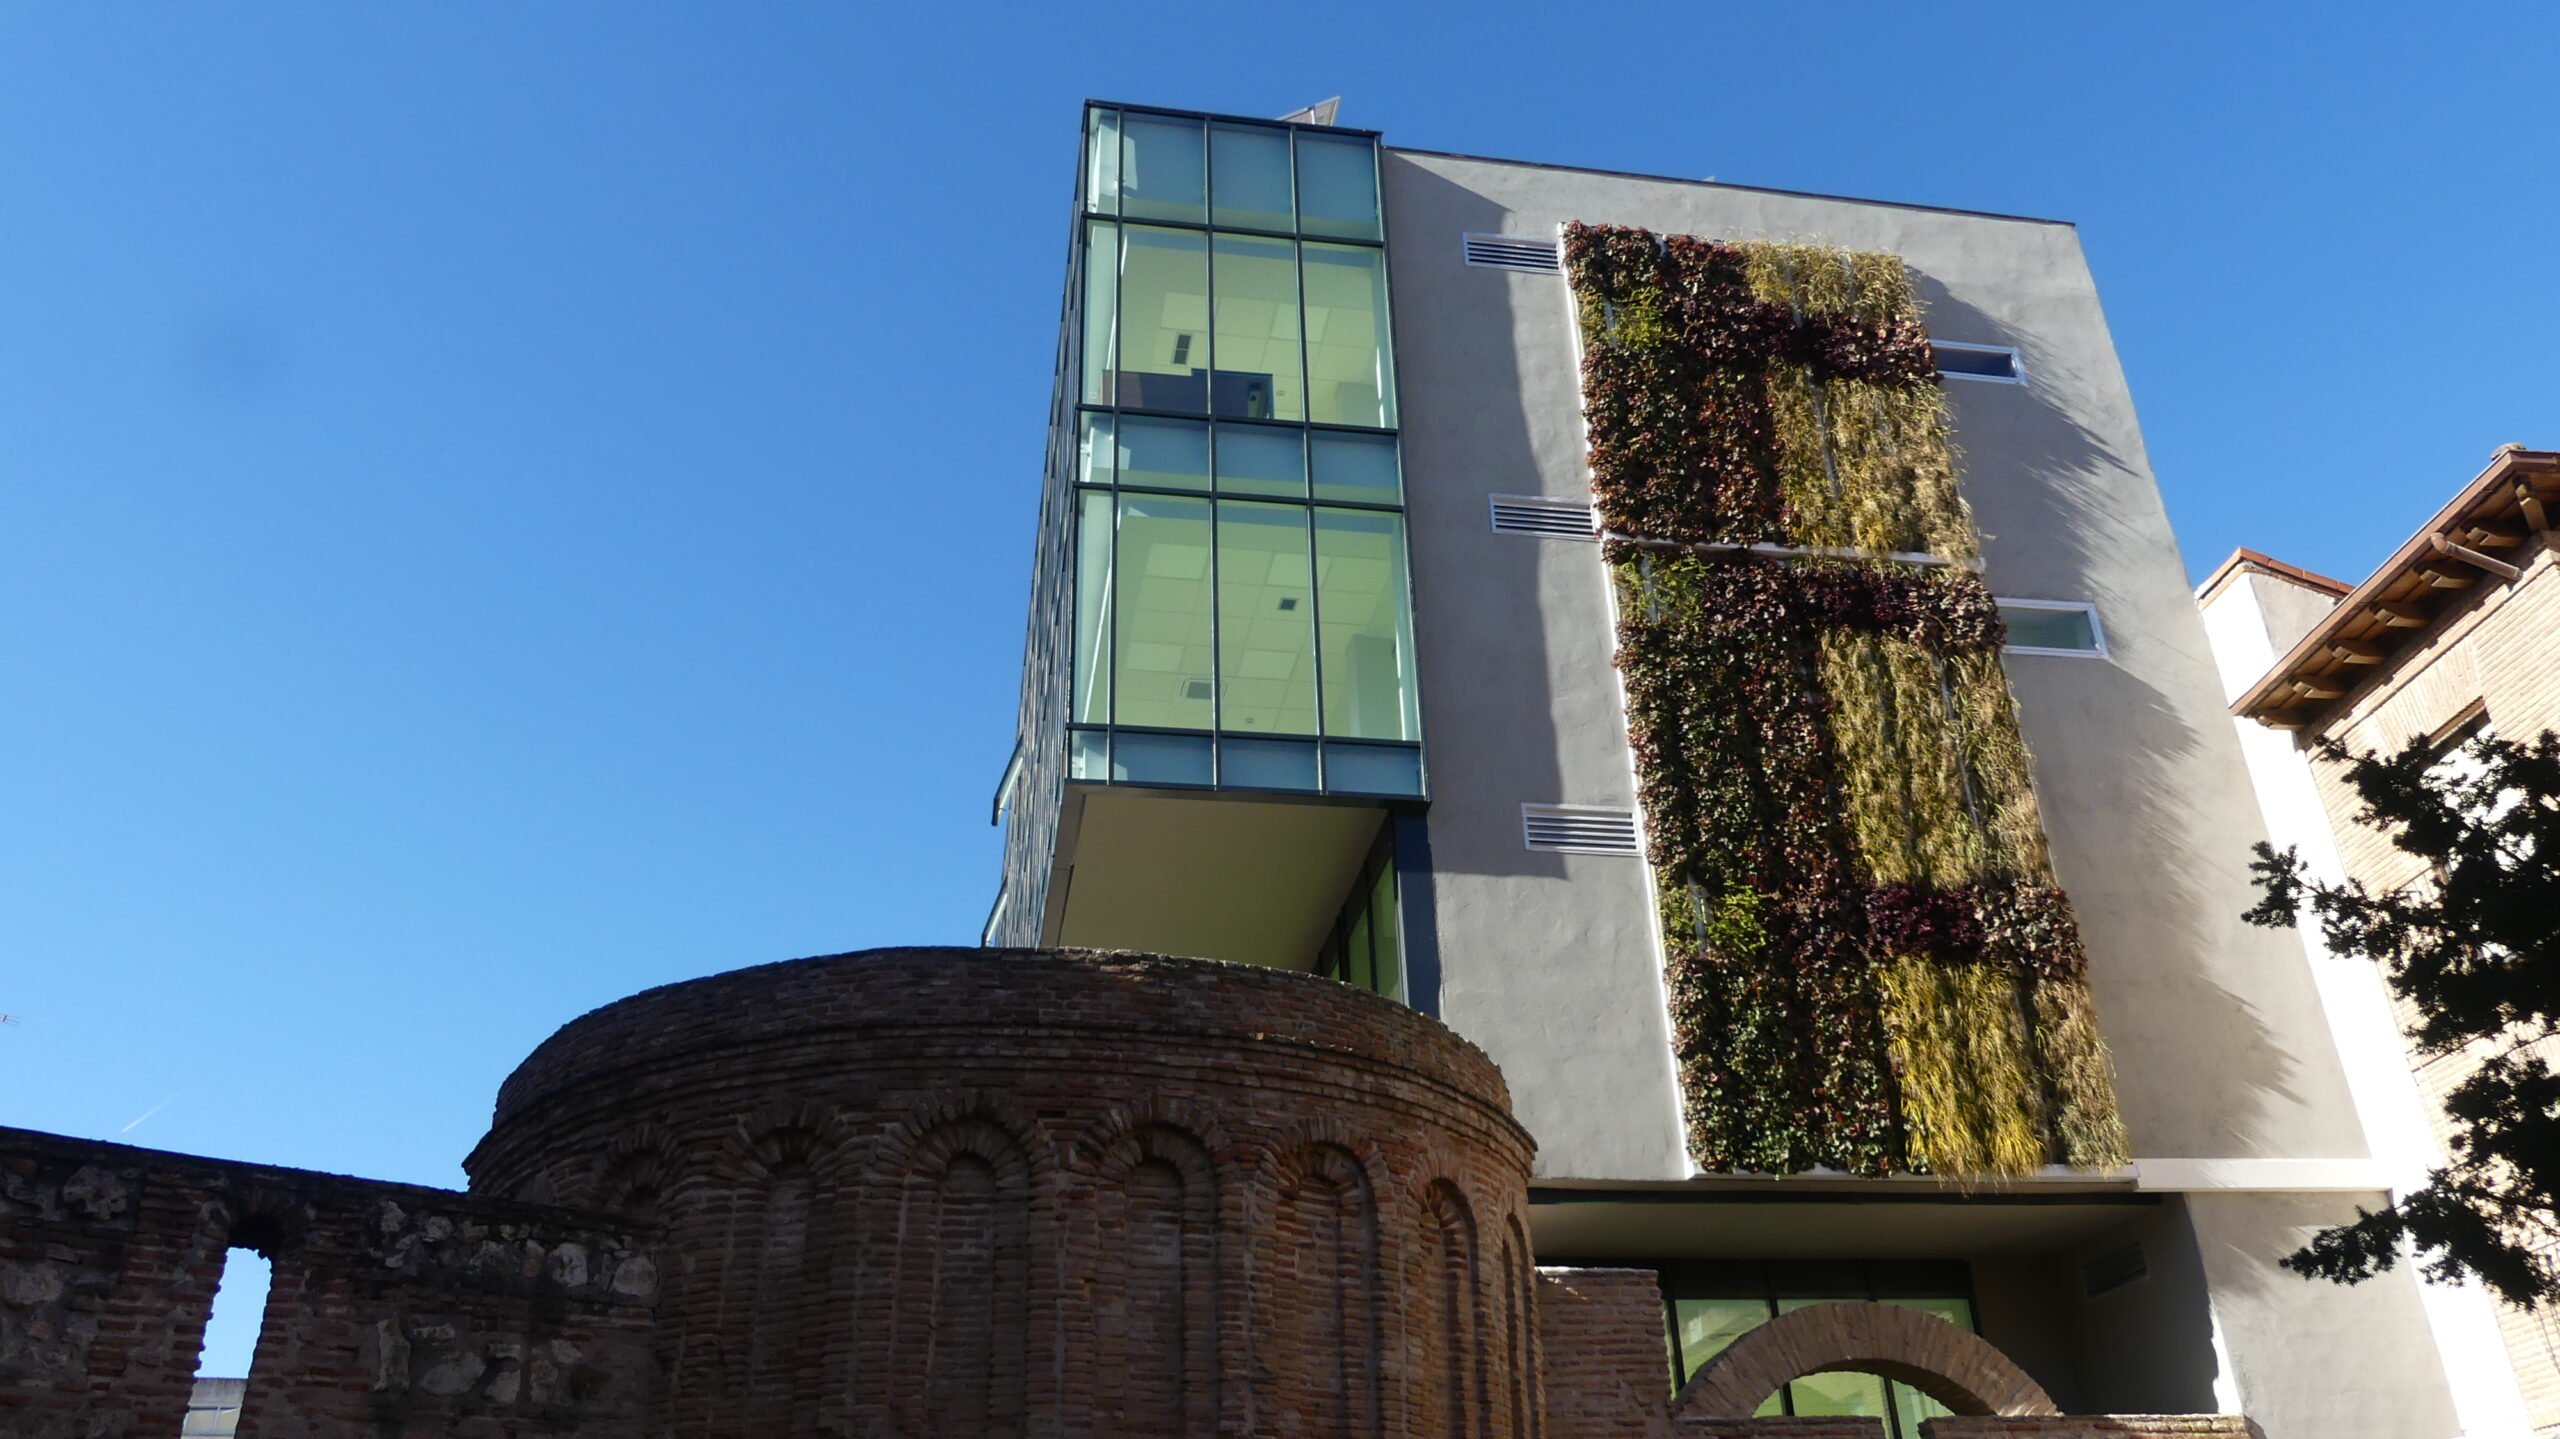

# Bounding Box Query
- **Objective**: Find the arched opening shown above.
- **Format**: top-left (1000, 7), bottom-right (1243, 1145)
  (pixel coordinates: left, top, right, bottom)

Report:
top-left (189, 1214), bottom-right (287, 1436)
top-left (1674, 1300), bottom-right (2057, 1432)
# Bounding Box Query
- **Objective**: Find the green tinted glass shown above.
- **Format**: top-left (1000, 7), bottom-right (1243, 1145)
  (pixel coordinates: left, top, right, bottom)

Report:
top-left (1073, 490), bottom-right (1113, 725)
top-left (1295, 131), bottom-right (1381, 241)
top-left (1080, 220), bottom-right (1119, 406)
top-left (1077, 412), bottom-right (1114, 487)
top-left (1215, 425), bottom-right (1306, 498)
top-left (1310, 430), bottom-right (1400, 504)
top-left (1210, 123), bottom-right (1293, 232)
top-left (1671, 1298), bottom-right (1769, 1386)
top-left (1118, 416), bottom-right (1210, 491)
top-left (1118, 114), bottom-right (1204, 223)
top-left (1215, 501), bottom-right (1317, 736)
top-left (1116, 226), bottom-right (1211, 414)
top-left (1303, 243), bottom-right (1396, 427)
top-left (1083, 108), bottom-right (1122, 214)
top-left (1211, 233), bottom-right (1303, 421)
top-left (1368, 858), bottom-right (1402, 1003)
top-left (1114, 494), bottom-right (1214, 730)
top-left (1314, 509), bottom-right (1418, 740)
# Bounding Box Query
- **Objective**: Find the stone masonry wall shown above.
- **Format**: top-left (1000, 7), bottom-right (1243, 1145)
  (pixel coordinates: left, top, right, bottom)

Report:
top-left (0, 1126), bottom-right (653, 1439)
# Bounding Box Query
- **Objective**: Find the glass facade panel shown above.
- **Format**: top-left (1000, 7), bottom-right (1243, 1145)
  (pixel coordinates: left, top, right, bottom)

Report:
top-left (1080, 219), bottom-right (1119, 406)
top-left (1315, 509), bottom-right (1419, 740)
top-left (1367, 860), bottom-right (1402, 1003)
top-left (1078, 412), bottom-right (1115, 486)
top-left (1210, 123), bottom-right (1293, 232)
top-left (1211, 234), bottom-right (1304, 420)
top-left (1063, 106), bottom-right (1415, 802)
top-left (1113, 494), bottom-right (1214, 730)
top-left (1118, 416), bottom-right (1210, 491)
top-left (1084, 109), bottom-right (1123, 214)
top-left (1215, 425), bottom-right (1306, 498)
top-left (1215, 501), bottom-right (1317, 735)
top-left (1113, 731), bottom-right (1212, 785)
top-left (1114, 226), bottom-right (1211, 413)
top-left (1069, 728), bottom-right (1108, 780)
top-left (1302, 242), bottom-right (1396, 427)
top-left (1310, 429), bottom-right (1401, 504)
top-left (1218, 736), bottom-right (1318, 790)
top-left (1659, 1269), bottom-right (1974, 1438)
top-left (1118, 114), bottom-right (1205, 223)
top-left (1295, 131), bottom-right (1381, 241)
top-left (1322, 743), bottom-right (1422, 797)
top-left (1073, 490), bottom-right (1114, 724)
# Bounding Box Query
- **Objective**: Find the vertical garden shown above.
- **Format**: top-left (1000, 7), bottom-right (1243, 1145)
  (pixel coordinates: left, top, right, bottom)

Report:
top-left (1566, 222), bottom-right (2127, 1179)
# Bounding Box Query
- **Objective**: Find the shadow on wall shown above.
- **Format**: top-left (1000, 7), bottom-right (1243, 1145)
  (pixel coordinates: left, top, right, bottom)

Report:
top-left (1909, 276), bottom-right (2301, 1162)
top-left (1382, 159), bottom-right (1575, 884)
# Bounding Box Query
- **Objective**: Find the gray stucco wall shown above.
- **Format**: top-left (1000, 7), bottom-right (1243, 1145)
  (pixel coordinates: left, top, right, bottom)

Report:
top-left (1381, 147), bottom-right (2371, 1176)
top-left (1379, 148), bottom-right (2456, 1439)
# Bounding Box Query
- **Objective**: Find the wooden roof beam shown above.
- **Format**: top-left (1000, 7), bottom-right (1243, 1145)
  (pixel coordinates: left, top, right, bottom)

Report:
top-left (2292, 678), bottom-right (2347, 700)
top-left (2371, 602), bottom-right (2429, 627)
top-left (2328, 641), bottom-right (2388, 665)
top-left (2414, 565), bottom-right (2476, 590)
top-left (2520, 481), bottom-right (2553, 533)
top-left (2428, 533), bottom-right (2523, 582)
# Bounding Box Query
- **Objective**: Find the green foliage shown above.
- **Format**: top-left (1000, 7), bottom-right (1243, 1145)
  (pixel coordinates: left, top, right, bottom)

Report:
top-left (1573, 221), bottom-right (2128, 1179)
top-left (2247, 729), bottom-right (2560, 1304)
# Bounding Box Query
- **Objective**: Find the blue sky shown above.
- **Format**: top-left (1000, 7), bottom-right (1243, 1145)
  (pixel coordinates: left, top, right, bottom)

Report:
top-left (4, 2), bottom-right (2554, 1375)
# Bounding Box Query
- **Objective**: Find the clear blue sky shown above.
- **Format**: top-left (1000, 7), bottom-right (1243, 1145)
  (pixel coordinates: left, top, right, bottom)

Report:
top-left (3, 1), bottom-right (2554, 1372)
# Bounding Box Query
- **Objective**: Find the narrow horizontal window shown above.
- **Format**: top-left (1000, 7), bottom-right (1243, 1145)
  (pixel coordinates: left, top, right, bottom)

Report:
top-left (1997, 599), bottom-right (2106, 656)
top-left (1462, 234), bottom-right (1562, 273)
top-left (1931, 340), bottom-right (2024, 384)
top-left (1489, 494), bottom-right (1597, 538)
top-left (1521, 804), bottom-right (1642, 856)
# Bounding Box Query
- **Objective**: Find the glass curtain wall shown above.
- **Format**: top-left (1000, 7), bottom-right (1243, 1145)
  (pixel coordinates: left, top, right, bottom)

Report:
top-left (1069, 104), bottom-right (1419, 798)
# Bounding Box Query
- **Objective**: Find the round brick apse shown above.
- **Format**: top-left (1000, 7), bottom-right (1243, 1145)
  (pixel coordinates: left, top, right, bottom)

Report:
top-left (463, 947), bottom-right (1543, 1439)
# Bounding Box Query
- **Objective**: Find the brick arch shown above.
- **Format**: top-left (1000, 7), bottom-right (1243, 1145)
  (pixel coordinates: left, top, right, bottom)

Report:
top-left (1673, 1301), bottom-right (2059, 1421)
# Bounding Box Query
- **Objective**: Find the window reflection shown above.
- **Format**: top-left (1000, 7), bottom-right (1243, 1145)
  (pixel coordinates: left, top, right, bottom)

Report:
top-left (1303, 243), bottom-right (1396, 427)
top-left (1118, 114), bottom-right (1204, 223)
top-left (1113, 494), bottom-right (1214, 730)
top-left (1211, 234), bottom-right (1303, 420)
top-left (1215, 502), bottom-right (1318, 736)
top-left (1113, 227), bottom-right (1210, 413)
top-left (1315, 509), bottom-right (1418, 741)
top-left (1210, 123), bottom-right (1293, 232)
top-left (1296, 130), bottom-right (1382, 241)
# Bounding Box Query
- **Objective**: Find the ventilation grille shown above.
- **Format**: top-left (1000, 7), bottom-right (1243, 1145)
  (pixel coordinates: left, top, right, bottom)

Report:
top-left (1490, 494), bottom-right (1599, 539)
top-left (1522, 805), bottom-right (1643, 856)
top-left (1464, 234), bottom-right (1562, 274)
top-left (2080, 1241), bottom-right (2148, 1298)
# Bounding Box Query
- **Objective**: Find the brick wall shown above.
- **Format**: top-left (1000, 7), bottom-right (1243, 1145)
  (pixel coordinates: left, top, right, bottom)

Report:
top-left (2, 945), bottom-right (2270, 1438)
top-left (2302, 537), bottom-right (2560, 1431)
top-left (0, 1126), bottom-right (654, 1438)
top-left (1921, 1419), bottom-right (2262, 1437)
top-left (1540, 1266), bottom-right (1674, 1438)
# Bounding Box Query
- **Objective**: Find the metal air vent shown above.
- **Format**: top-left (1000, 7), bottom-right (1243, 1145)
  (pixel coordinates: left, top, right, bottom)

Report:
top-left (1463, 234), bottom-right (1562, 274)
top-left (1489, 494), bottom-right (1598, 539)
top-left (2080, 1241), bottom-right (2148, 1298)
top-left (1522, 804), bottom-right (1643, 856)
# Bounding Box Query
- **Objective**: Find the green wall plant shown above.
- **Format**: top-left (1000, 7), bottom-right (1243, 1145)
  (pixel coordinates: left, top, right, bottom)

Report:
top-left (1568, 221), bottom-right (2127, 1179)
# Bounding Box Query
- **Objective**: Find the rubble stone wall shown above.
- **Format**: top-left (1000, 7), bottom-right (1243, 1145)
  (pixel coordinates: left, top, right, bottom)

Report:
top-left (0, 1126), bottom-right (653, 1439)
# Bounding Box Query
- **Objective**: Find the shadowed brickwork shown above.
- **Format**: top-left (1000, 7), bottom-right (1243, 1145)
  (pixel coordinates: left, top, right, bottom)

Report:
top-left (2, 946), bottom-right (2263, 1436)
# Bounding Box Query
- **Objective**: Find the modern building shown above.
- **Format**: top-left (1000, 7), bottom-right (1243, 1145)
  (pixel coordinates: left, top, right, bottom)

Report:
top-left (990, 99), bottom-right (2484, 1438)
top-left (2201, 444), bottom-right (2560, 1437)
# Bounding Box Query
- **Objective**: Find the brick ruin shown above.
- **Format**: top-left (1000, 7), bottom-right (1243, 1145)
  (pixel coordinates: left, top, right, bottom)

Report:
top-left (1, 946), bottom-right (2263, 1436)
